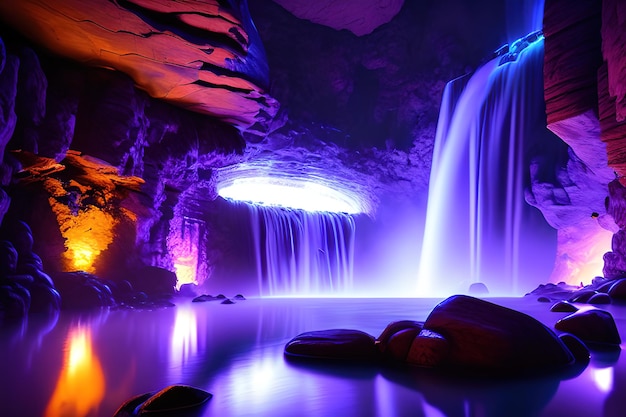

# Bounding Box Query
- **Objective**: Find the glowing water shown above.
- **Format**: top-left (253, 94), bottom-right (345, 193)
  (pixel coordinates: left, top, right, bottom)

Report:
top-left (243, 203), bottom-right (355, 296)
top-left (419, 34), bottom-right (557, 296)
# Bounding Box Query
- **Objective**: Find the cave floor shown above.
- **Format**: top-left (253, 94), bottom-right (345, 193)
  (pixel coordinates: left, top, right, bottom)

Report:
top-left (0, 297), bottom-right (623, 417)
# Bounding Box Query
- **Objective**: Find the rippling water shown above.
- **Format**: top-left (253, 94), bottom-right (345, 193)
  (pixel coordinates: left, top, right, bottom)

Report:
top-left (0, 298), bottom-right (623, 417)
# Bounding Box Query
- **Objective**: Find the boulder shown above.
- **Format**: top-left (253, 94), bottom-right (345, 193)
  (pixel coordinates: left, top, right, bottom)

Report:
top-left (0, 240), bottom-right (17, 275)
top-left (284, 329), bottom-right (379, 362)
top-left (422, 295), bottom-right (575, 373)
top-left (383, 327), bottom-right (421, 362)
top-left (468, 282), bottom-right (489, 295)
top-left (588, 292), bottom-right (611, 304)
top-left (550, 301), bottom-right (579, 312)
top-left (377, 320), bottom-right (423, 354)
top-left (555, 309), bottom-right (622, 345)
top-left (406, 329), bottom-right (450, 367)
top-left (608, 278), bottom-right (626, 300)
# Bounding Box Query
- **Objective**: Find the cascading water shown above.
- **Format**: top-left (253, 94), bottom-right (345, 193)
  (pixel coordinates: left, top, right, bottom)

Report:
top-left (243, 203), bottom-right (355, 296)
top-left (418, 29), bottom-right (558, 296)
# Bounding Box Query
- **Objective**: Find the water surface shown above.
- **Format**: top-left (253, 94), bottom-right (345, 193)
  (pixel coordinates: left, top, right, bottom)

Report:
top-left (0, 297), bottom-right (623, 416)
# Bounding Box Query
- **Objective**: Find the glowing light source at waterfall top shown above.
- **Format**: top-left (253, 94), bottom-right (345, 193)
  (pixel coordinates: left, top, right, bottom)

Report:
top-left (218, 176), bottom-right (364, 214)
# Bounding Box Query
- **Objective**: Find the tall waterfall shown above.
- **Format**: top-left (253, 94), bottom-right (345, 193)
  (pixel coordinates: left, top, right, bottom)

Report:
top-left (418, 31), bottom-right (557, 296)
top-left (245, 204), bottom-right (355, 296)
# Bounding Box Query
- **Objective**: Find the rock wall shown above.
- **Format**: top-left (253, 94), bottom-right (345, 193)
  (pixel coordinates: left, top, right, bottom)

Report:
top-left (0, 0), bottom-right (278, 135)
top-left (0, 34), bottom-right (246, 282)
top-left (541, 0), bottom-right (626, 282)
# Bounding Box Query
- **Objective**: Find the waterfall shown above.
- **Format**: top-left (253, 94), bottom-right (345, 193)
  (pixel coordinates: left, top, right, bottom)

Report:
top-left (418, 31), bottom-right (557, 296)
top-left (245, 204), bottom-right (355, 296)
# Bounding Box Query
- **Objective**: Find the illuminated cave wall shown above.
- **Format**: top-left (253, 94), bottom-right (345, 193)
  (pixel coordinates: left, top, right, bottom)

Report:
top-left (1, 0), bottom-right (625, 295)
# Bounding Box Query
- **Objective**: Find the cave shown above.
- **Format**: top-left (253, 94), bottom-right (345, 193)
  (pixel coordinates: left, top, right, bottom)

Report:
top-left (0, 0), bottom-right (625, 416)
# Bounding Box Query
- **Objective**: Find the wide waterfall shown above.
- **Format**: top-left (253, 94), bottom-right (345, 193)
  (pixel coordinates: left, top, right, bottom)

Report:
top-left (418, 31), bottom-right (558, 297)
top-left (244, 204), bottom-right (355, 296)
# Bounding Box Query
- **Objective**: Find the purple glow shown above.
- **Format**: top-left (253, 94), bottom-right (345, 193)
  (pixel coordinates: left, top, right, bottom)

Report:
top-left (419, 34), bottom-right (556, 296)
top-left (245, 203), bottom-right (355, 296)
top-left (218, 176), bottom-right (363, 214)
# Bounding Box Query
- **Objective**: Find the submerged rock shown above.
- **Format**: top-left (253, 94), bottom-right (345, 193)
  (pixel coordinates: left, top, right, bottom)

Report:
top-left (113, 384), bottom-right (212, 417)
top-left (550, 300), bottom-right (579, 313)
top-left (555, 309), bottom-right (622, 346)
top-left (284, 329), bottom-right (379, 362)
top-left (284, 295), bottom-right (586, 376)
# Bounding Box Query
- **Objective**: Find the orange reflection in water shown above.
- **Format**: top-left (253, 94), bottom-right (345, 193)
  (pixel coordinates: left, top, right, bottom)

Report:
top-left (45, 325), bottom-right (105, 417)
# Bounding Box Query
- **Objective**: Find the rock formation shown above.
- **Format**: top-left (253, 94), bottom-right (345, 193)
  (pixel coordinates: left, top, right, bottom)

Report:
top-left (0, 0), bottom-right (278, 135)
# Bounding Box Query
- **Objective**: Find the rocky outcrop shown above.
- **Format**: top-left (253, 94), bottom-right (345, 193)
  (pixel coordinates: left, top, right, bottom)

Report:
top-left (0, 0), bottom-right (278, 135)
top-left (284, 296), bottom-right (585, 376)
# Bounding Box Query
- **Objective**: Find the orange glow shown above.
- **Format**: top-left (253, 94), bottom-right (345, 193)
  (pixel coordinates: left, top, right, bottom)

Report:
top-left (168, 218), bottom-right (205, 290)
top-left (45, 325), bottom-right (105, 417)
top-left (174, 255), bottom-right (198, 290)
top-left (62, 206), bottom-right (118, 272)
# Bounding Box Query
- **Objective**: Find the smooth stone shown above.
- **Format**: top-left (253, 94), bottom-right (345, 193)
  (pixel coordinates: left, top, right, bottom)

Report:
top-left (0, 285), bottom-right (29, 319)
top-left (0, 240), bottom-right (17, 275)
top-left (233, 294), bottom-right (246, 300)
top-left (220, 299), bottom-right (235, 305)
top-left (555, 309), bottom-right (622, 345)
top-left (192, 294), bottom-right (215, 302)
top-left (114, 385), bottom-right (212, 417)
top-left (568, 290), bottom-right (597, 303)
top-left (537, 296), bottom-right (551, 303)
top-left (550, 301), bottom-right (579, 313)
top-left (383, 327), bottom-right (421, 361)
top-left (608, 279), bottom-right (626, 301)
top-left (28, 283), bottom-right (61, 315)
top-left (406, 329), bottom-right (450, 367)
top-left (558, 333), bottom-right (590, 363)
top-left (588, 293), bottom-right (611, 305)
top-left (423, 295), bottom-right (574, 373)
top-left (597, 279), bottom-right (618, 293)
top-left (377, 320), bottom-right (423, 353)
top-left (284, 329), bottom-right (379, 362)
top-left (468, 282), bottom-right (489, 295)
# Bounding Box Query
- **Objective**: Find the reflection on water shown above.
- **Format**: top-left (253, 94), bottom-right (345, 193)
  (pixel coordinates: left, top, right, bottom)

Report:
top-left (45, 324), bottom-right (105, 417)
top-left (0, 298), bottom-right (624, 417)
top-left (169, 304), bottom-right (200, 381)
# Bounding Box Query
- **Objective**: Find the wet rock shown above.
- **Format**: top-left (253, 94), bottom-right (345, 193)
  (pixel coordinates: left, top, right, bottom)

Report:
top-left (192, 294), bottom-right (216, 302)
top-left (177, 283), bottom-right (197, 297)
top-left (550, 301), bottom-right (579, 312)
top-left (422, 295), bottom-right (575, 373)
top-left (0, 240), bottom-right (18, 275)
top-left (596, 279), bottom-right (618, 293)
top-left (555, 309), bottom-right (622, 346)
top-left (28, 282), bottom-right (61, 315)
top-left (383, 327), bottom-right (422, 362)
top-left (233, 294), bottom-right (246, 300)
top-left (377, 320), bottom-right (423, 354)
top-left (468, 282), bottom-right (489, 296)
top-left (0, 285), bottom-right (29, 319)
top-left (220, 299), bottom-right (235, 305)
top-left (52, 271), bottom-right (115, 309)
top-left (215, 294), bottom-right (227, 299)
top-left (558, 333), bottom-right (590, 363)
top-left (608, 278), bottom-right (626, 300)
top-left (113, 385), bottom-right (212, 417)
top-left (0, 220), bottom-right (34, 255)
top-left (406, 329), bottom-right (450, 367)
top-left (525, 282), bottom-right (580, 301)
top-left (537, 296), bottom-right (552, 303)
top-left (284, 329), bottom-right (379, 362)
top-left (568, 290), bottom-right (597, 303)
top-left (588, 292), bottom-right (611, 305)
